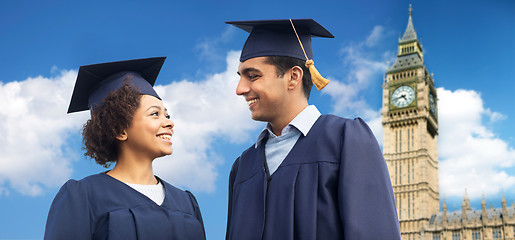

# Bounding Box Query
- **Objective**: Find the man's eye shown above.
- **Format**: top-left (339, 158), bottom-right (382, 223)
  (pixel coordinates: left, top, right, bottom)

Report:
top-left (249, 75), bottom-right (260, 80)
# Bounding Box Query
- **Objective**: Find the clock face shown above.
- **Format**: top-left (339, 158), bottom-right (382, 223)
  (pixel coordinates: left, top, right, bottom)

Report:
top-left (391, 85), bottom-right (415, 108)
top-left (429, 93), bottom-right (436, 115)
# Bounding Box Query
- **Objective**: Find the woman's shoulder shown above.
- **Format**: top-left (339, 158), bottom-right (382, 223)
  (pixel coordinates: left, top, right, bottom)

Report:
top-left (159, 178), bottom-right (200, 209)
top-left (158, 177), bottom-right (190, 197)
top-left (55, 173), bottom-right (114, 198)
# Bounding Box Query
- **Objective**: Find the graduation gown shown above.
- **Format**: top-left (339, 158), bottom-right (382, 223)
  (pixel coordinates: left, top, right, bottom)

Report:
top-left (44, 173), bottom-right (205, 240)
top-left (226, 115), bottom-right (401, 240)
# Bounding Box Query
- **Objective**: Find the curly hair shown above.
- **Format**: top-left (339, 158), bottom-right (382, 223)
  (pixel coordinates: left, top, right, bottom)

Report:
top-left (82, 80), bottom-right (141, 167)
top-left (265, 56), bottom-right (313, 99)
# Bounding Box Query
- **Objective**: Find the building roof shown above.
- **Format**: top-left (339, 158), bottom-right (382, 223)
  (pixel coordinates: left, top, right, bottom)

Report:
top-left (387, 4), bottom-right (423, 74)
top-left (400, 4), bottom-right (418, 44)
top-left (388, 54), bottom-right (423, 73)
top-left (429, 205), bottom-right (515, 227)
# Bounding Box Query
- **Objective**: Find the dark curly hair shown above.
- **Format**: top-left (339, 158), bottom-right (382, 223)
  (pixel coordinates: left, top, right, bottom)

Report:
top-left (265, 56), bottom-right (313, 99)
top-left (82, 79), bottom-right (141, 167)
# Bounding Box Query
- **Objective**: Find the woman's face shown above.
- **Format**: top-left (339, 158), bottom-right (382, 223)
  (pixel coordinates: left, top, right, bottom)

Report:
top-left (123, 95), bottom-right (174, 159)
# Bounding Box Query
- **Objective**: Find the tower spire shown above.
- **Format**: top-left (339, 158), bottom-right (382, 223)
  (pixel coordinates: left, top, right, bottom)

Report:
top-left (387, 3), bottom-right (424, 73)
top-left (401, 4), bottom-right (418, 43)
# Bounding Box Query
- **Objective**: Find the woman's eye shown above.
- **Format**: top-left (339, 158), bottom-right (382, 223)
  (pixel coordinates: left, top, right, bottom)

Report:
top-left (151, 112), bottom-right (159, 116)
top-left (165, 115), bottom-right (171, 119)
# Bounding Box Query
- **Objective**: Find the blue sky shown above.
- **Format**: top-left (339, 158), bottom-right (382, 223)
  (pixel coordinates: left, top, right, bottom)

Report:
top-left (0, 0), bottom-right (514, 239)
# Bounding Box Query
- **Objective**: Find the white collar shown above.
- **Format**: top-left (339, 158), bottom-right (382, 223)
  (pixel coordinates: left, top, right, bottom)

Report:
top-left (255, 105), bottom-right (321, 148)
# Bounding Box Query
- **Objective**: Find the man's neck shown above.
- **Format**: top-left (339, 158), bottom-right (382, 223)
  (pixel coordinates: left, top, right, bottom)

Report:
top-left (269, 103), bottom-right (308, 136)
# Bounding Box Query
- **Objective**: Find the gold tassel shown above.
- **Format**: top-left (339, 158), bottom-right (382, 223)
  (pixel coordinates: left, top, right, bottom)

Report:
top-left (305, 59), bottom-right (330, 90)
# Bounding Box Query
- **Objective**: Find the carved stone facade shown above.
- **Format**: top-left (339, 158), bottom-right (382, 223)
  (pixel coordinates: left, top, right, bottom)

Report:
top-left (383, 5), bottom-right (439, 240)
top-left (382, 5), bottom-right (515, 240)
top-left (426, 193), bottom-right (515, 240)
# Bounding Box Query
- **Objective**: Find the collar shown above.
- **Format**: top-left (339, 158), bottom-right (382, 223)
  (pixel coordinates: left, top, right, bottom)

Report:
top-left (255, 105), bottom-right (321, 148)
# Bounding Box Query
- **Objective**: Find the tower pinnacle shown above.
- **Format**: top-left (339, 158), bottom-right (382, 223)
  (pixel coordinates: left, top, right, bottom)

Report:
top-left (401, 4), bottom-right (418, 43)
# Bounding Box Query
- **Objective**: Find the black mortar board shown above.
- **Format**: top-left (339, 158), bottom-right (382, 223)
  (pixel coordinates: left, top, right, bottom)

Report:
top-left (226, 19), bottom-right (334, 62)
top-left (67, 57), bottom-right (166, 113)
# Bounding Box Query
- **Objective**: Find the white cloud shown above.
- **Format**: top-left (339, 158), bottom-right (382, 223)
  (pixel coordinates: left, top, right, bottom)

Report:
top-left (319, 25), bottom-right (515, 201)
top-left (0, 70), bottom-right (86, 196)
top-left (195, 26), bottom-right (237, 66)
top-left (322, 25), bottom-right (393, 143)
top-left (438, 87), bottom-right (515, 199)
top-left (365, 26), bottom-right (385, 47)
top-left (0, 51), bottom-right (260, 196)
top-left (154, 51), bottom-right (259, 192)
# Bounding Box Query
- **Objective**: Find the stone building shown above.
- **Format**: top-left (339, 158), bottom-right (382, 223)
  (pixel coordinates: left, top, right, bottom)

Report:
top-left (427, 192), bottom-right (515, 240)
top-left (382, 5), bottom-right (515, 240)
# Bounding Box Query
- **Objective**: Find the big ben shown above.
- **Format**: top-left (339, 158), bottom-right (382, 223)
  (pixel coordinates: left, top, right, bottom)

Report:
top-left (382, 5), bottom-right (439, 240)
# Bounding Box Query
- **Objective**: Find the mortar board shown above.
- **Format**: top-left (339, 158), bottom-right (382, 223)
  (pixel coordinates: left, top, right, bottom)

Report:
top-left (67, 57), bottom-right (166, 113)
top-left (226, 19), bottom-right (334, 90)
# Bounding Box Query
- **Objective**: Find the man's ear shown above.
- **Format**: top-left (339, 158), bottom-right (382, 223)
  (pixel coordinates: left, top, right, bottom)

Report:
top-left (116, 130), bottom-right (128, 141)
top-left (288, 66), bottom-right (303, 90)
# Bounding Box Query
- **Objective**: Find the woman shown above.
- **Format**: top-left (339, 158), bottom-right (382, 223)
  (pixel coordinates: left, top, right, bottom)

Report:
top-left (44, 57), bottom-right (206, 239)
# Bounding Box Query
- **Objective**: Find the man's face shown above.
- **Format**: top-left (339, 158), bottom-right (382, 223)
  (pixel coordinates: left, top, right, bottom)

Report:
top-left (236, 57), bottom-right (289, 123)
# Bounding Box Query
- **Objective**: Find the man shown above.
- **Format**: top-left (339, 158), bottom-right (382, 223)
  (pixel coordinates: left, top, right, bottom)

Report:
top-left (226, 19), bottom-right (401, 240)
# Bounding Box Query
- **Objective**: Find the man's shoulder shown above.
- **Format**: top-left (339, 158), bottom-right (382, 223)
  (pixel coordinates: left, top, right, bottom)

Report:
top-left (312, 114), bottom-right (350, 132)
top-left (317, 115), bottom-right (370, 130)
top-left (318, 114), bottom-right (353, 123)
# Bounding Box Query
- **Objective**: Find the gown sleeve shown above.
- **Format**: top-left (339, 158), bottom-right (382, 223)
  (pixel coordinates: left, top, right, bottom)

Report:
top-left (185, 190), bottom-right (206, 239)
top-left (44, 180), bottom-right (94, 240)
top-left (225, 157), bottom-right (239, 240)
top-left (338, 118), bottom-right (401, 239)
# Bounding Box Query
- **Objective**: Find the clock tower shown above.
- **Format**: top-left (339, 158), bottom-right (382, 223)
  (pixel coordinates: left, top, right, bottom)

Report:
top-left (382, 5), bottom-right (439, 239)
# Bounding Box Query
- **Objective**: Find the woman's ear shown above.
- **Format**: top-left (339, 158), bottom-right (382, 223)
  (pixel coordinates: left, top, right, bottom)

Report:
top-left (288, 66), bottom-right (303, 90)
top-left (116, 130), bottom-right (128, 141)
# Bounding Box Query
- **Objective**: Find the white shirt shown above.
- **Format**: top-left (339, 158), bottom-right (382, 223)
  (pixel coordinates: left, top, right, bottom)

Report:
top-left (255, 105), bottom-right (321, 175)
top-left (126, 181), bottom-right (165, 205)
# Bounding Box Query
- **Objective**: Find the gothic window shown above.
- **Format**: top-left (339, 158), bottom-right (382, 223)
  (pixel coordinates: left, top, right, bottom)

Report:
top-left (412, 194), bottom-right (415, 216)
top-left (493, 228), bottom-right (502, 239)
top-left (432, 233), bottom-right (441, 240)
top-left (407, 128), bottom-right (410, 151)
top-left (395, 162), bottom-right (399, 185)
top-left (407, 161), bottom-right (410, 183)
top-left (395, 131), bottom-right (399, 152)
top-left (411, 196), bottom-right (415, 217)
top-left (452, 231), bottom-right (461, 240)
top-left (399, 197), bottom-right (402, 219)
top-left (411, 128), bottom-right (415, 147)
top-left (399, 164), bottom-right (402, 184)
top-left (408, 194), bottom-right (411, 218)
top-left (399, 129), bottom-right (402, 152)
top-left (411, 159), bottom-right (415, 180)
top-left (472, 230), bottom-right (481, 240)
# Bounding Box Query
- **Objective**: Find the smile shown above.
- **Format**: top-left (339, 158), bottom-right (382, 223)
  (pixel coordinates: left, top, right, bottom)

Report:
top-left (247, 98), bottom-right (259, 106)
top-left (157, 134), bottom-right (172, 142)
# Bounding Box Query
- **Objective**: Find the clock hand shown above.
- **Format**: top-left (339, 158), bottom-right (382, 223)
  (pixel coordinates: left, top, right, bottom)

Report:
top-left (395, 94), bottom-right (407, 101)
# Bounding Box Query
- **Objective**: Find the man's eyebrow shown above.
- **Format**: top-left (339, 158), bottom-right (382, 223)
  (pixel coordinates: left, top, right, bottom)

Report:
top-left (237, 67), bottom-right (261, 76)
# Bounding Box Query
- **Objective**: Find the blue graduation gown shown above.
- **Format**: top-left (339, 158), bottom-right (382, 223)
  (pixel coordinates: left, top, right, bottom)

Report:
top-left (44, 173), bottom-right (205, 240)
top-left (226, 115), bottom-right (401, 240)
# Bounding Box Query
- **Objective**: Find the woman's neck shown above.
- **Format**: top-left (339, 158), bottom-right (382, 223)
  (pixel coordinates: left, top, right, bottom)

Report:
top-left (107, 153), bottom-right (157, 185)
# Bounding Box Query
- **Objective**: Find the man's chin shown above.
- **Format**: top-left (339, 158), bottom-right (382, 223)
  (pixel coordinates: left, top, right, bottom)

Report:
top-left (250, 113), bottom-right (268, 122)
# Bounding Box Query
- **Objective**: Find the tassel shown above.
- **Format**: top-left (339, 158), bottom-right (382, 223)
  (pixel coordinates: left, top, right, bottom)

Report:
top-left (305, 59), bottom-right (330, 90)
